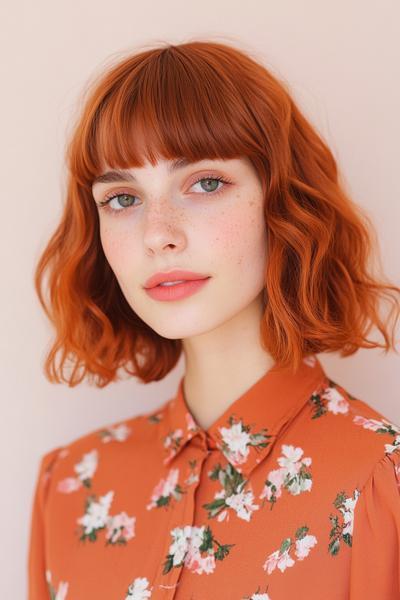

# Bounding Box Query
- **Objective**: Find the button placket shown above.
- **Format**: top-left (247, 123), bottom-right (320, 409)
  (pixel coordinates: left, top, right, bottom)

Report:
top-left (152, 432), bottom-right (210, 599)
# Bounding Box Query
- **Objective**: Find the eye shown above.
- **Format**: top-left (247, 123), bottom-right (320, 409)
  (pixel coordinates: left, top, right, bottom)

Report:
top-left (190, 175), bottom-right (228, 194)
top-left (95, 174), bottom-right (232, 216)
top-left (96, 192), bottom-right (139, 214)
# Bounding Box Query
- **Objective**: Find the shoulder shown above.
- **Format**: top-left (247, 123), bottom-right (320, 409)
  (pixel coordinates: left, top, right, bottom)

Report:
top-left (299, 374), bottom-right (400, 488)
top-left (36, 399), bottom-right (170, 490)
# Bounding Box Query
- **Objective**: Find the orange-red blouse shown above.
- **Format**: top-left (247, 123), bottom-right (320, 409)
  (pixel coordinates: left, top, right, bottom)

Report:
top-left (28, 355), bottom-right (400, 599)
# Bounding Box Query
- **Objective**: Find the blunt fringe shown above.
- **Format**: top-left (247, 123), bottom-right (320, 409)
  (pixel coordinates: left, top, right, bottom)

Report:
top-left (34, 39), bottom-right (400, 387)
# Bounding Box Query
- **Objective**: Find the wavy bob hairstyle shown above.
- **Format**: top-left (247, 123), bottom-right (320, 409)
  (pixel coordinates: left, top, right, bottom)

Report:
top-left (34, 39), bottom-right (400, 387)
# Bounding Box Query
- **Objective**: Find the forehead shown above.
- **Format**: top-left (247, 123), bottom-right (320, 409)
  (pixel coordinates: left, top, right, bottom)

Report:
top-left (93, 157), bottom-right (253, 188)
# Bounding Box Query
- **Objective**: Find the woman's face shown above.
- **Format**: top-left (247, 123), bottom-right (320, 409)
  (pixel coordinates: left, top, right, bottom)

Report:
top-left (92, 156), bottom-right (268, 340)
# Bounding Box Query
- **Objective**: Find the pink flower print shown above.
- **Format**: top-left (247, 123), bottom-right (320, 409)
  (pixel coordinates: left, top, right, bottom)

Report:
top-left (294, 534), bottom-right (317, 559)
top-left (185, 547), bottom-right (216, 575)
top-left (353, 415), bottom-right (386, 431)
top-left (277, 445), bottom-right (306, 474)
top-left (124, 576), bottom-right (153, 599)
top-left (105, 511), bottom-right (136, 545)
top-left (203, 462), bottom-right (259, 522)
top-left (100, 423), bottom-right (131, 443)
top-left (385, 435), bottom-right (400, 455)
top-left (57, 477), bottom-right (82, 493)
top-left (321, 386), bottom-right (349, 415)
top-left (260, 445), bottom-right (313, 508)
top-left (57, 449), bottom-right (98, 493)
top-left (163, 429), bottom-right (184, 463)
top-left (340, 491), bottom-right (360, 537)
top-left (224, 489), bottom-right (260, 522)
top-left (263, 547), bottom-right (295, 574)
top-left (259, 468), bottom-right (286, 502)
top-left (218, 421), bottom-right (251, 467)
top-left (328, 489), bottom-right (360, 554)
top-left (146, 468), bottom-right (182, 510)
top-left (163, 524), bottom-right (234, 575)
top-left (168, 525), bottom-right (193, 567)
top-left (264, 525), bottom-right (317, 573)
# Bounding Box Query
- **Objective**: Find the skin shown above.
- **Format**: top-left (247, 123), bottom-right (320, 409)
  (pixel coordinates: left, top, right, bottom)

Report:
top-left (92, 154), bottom-right (275, 430)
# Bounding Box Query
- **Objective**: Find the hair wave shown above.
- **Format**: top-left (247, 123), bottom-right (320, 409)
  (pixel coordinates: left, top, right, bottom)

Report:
top-left (34, 39), bottom-right (400, 386)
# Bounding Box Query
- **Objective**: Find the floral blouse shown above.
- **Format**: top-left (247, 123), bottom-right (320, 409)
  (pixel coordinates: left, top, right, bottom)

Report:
top-left (27, 355), bottom-right (400, 599)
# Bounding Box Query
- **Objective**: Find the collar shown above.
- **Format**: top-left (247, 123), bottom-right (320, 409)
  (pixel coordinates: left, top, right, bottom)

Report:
top-left (158, 354), bottom-right (327, 479)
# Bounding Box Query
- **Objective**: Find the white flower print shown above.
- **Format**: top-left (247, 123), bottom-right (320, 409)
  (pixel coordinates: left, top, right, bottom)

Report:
top-left (162, 428), bottom-right (184, 463)
top-left (45, 570), bottom-right (69, 600)
top-left (352, 416), bottom-right (400, 455)
top-left (309, 380), bottom-right (352, 419)
top-left (340, 491), bottom-right (360, 537)
top-left (385, 435), bottom-right (400, 454)
top-left (105, 511), bottom-right (136, 544)
top-left (203, 462), bottom-right (259, 522)
top-left (353, 415), bottom-right (391, 432)
top-left (219, 422), bottom-right (252, 466)
top-left (77, 489), bottom-right (136, 545)
top-left (99, 423), bottom-right (131, 443)
top-left (328, 488), bottom-right (360, 555)
top-left (169, 525), bottom-right (193, 566)
top-left (260, 468), bottom-right (286, 502)
top-left (295, 534), bottom-right (318, 559)
top-left (321, 386), bottom-right (349, 415)
top-left (217, 416), bottom-right (271, 471)
top-left (75, 449), bottom-right (98, 482)
top-left (163, 524), bottom-right (234, 575)
top-left (125, 576), bottom-right (153, 599)
top-left (263, 525), bottom-right (317, 574)
top-left (224, 488), bottom-right (260, 522)
top-left (77, 490), bottom-right (114, 540)
top-left (57, 449), bottom-right (98, 493)
top-left (146, 468), bottom-right (183, 510)
top-left (264, 546), bottom-right (295, 574)
top-left (259, 444), bottom-right (313, 508)
top-left (57, 477), bottom-right (82, 493)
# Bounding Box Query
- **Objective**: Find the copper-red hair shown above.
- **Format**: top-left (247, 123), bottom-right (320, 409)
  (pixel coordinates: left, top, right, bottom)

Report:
top-left (34, 39), bottom-right (400, 386)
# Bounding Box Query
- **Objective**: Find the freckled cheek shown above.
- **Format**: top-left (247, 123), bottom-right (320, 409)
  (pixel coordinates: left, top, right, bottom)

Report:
top-left (208, 206), bottom-right (267, 270)
top-left (99, 227), bottom-right (139, 273)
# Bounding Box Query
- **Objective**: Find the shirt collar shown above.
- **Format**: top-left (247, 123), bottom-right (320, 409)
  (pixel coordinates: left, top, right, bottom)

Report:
top-left (158, 354), bottom-right (327, 479)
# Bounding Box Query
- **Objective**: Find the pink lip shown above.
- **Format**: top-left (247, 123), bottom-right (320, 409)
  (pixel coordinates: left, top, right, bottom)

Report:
top-left (143, 269), bottom-right (210, 289)
top-left (144, 277), bottom-right (211, 301)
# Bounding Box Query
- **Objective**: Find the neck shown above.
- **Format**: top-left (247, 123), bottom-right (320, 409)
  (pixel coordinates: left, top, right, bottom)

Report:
top-left (181, 295), bottom-right (275, 430)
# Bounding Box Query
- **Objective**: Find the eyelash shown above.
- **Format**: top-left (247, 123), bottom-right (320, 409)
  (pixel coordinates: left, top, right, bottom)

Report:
top-left (96, 174), bottom-right (232, 216)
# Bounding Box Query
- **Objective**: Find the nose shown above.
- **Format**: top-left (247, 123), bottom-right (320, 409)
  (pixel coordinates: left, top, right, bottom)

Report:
top-left (142, 200), bottom-right (186, 255)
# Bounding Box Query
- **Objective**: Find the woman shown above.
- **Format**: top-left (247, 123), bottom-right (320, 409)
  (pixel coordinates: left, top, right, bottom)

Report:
top-left (28, 40), bottom-right (400, 599)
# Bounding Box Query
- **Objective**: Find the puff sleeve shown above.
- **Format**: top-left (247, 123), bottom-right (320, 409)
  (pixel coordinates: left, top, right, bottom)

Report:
top-left (27, 448), bottom-right (62, 600)
top-left (349, 449), bottom-right (400, 599)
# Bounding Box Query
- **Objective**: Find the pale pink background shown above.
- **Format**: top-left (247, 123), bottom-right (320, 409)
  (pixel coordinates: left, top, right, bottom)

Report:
top-left (1, 1), bottom-right (399, 597)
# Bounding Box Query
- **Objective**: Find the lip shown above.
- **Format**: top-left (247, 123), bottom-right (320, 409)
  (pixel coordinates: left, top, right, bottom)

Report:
top-left (143, 269), bottom-right (210, 289)
top-left (144, 277), bottom-right (211, 302)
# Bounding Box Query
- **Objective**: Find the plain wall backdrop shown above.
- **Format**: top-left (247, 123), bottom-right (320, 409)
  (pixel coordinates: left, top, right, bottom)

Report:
top-left (1, 0), bottom-right (399, 597)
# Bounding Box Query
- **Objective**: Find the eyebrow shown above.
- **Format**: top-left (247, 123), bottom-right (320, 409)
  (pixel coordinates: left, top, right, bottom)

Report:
top-left (92, 157), bottom-right (195, 187)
